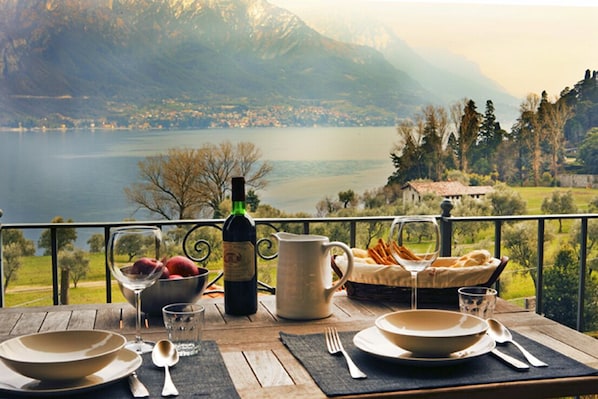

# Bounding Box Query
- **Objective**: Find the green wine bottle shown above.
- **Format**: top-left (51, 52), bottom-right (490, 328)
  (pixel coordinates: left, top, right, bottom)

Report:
top-left (222, 176), bottom-right (258, 315)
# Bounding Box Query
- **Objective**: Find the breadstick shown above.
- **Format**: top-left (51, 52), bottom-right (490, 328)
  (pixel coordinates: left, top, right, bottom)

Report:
top-left (368, 247), bottom-right (394, 265)
top-left (390, 242), bottom-right (421, 261)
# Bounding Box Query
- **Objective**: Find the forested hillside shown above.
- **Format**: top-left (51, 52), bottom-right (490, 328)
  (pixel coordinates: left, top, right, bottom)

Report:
top-left (388, 69), bottom-right (598, 186)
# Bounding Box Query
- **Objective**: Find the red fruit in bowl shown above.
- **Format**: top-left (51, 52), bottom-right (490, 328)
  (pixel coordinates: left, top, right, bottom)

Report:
top-left (160, 267), bottom-right (171, 280)
top-left (131, 257), bottom-right (163, 275)
top-left (165, 255), bottom-right (199, 277)
top-left (168, 274), bottom-right (184, 280)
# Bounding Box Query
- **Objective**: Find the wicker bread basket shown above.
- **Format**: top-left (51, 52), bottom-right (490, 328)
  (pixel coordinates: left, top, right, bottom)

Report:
top-left (331, 254), bottom-right (508, 305)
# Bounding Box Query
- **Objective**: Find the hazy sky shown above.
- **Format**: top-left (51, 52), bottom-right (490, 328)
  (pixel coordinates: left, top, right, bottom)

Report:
top-left (272, 0), bottom-right (598, 99)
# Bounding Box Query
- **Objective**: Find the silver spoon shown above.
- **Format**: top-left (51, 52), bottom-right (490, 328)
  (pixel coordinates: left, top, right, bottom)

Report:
top-left (487, 318), bottom-right (548, 367)
top-left (152, 339), bottom-right (180, 396)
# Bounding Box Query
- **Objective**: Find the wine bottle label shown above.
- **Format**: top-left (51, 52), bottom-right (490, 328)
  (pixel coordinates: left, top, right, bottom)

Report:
top-left (223, 241), bottom-right (256, 281)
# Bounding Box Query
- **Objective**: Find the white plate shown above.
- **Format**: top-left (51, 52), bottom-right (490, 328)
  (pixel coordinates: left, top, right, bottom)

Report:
top-left (0, 348), bottom-right (141, 396)
top-left (354, 327), bottom-right (495, 366)
top-left (0, 330), bottom-right (127, 381)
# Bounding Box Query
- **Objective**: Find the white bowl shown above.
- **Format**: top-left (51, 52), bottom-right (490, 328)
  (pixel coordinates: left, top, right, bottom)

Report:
top-left (119, 267), bottom-right (209, 315)
top-left (375, 309), bottom-right (488, 357)
top-left (0, 330), bottom-right (126, 381)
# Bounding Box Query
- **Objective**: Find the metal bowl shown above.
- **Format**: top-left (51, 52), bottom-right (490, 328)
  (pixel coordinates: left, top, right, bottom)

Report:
top-left (119, 267), bottom-right (209, 315)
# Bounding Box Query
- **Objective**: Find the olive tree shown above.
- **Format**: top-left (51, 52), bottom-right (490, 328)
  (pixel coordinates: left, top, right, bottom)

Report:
top-left (451, 196), bottom-right (492, 245)
top-left (569, 219), bottom-right (598, 274)
top-left (541, 190), bottom-right (577, 233)
top-left (486, 183), bottom-right (527, 216)
top-left (87, 233), bottom-right (105, 253)
top-left (339, 190), bottom-right (357, 209)
top-left (59, 248), bottom-right (90, 288)
top-left (503, 221), bottom-right (553, 291)
top-left (1, 229), bottom-right (35, 291)
top-left (38, 216), bottom-right (77, 255)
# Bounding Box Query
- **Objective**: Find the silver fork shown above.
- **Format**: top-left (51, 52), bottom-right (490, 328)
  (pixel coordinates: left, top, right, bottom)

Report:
top-left (325, 327), bottom-right (367, 379)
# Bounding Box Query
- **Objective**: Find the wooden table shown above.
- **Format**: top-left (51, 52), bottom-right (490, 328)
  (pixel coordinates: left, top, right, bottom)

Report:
top-left (1, 293), bottom-right (598, 399)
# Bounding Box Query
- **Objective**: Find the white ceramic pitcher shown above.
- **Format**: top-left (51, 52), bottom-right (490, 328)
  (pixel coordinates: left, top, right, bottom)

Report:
top-left (273, 232), bottom-right (354, 320)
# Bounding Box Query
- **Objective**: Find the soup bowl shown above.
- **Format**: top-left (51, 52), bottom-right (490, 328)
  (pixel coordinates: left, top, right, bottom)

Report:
top-left (0, 330), bottom-right (126, 381)
top-left (375, 309), bottom-right (488, 357)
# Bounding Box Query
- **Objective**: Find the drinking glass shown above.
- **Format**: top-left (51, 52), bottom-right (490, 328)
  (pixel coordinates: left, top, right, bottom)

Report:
top-left (108, 225), bottom-right (164, 353)
top-left (389, 216), bottom-right (440, 309)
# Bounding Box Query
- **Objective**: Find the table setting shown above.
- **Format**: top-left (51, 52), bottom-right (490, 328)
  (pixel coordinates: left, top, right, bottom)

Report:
top-left (280, 327), bottom-right (597, 397)
top-left (280, 283), bottom-right (593, 396)
top-left (0, 225), bottom-right (239, 398)
top-left (0, 337), bottom-right (239, 398)
top-left (0, 293), bottom-right (239, 398)
top-left (274, 216), bottom-right (598, 397)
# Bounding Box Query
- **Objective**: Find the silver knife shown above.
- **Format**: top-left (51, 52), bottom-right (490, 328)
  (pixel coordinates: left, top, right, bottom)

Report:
top-left (128, 372), bottom-right (150, 397)
top-left (491, 348), bottom-right (530, 370)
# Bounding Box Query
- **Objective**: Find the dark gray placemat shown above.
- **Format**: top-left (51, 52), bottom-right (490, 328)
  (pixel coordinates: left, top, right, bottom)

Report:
top-left (280, 330), bottom-right (598, 397)
top-left (0, 340), bottom-right (240, 399)
top-left (93, 340), bottom-right (239, 399)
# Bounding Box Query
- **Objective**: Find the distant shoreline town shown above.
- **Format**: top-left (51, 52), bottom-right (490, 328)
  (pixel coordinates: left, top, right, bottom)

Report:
top-left (1, 103), bottom-right (398, 131)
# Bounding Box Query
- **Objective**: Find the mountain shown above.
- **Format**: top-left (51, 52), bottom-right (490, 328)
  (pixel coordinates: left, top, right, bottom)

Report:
top-left (0, 0), bottom-right (431, 127)
top-left (269, 1), bottom-right (520, 125)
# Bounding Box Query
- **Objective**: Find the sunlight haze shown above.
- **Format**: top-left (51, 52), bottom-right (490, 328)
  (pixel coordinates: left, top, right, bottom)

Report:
top-left (272, 0), bottom-right (598, 99)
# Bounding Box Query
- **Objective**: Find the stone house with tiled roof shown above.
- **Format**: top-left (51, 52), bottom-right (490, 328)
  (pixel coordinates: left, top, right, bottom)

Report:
top-left (402, 181), bottom-right (493, 204)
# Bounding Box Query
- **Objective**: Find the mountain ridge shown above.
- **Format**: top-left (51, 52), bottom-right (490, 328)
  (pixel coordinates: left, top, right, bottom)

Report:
top-left (0, 0), bottom-right (524, 128)
top-left (0, 0), bottom-right (435, 127)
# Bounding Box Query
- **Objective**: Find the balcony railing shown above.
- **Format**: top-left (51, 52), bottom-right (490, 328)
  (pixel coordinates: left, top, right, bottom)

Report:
top-left (1, 204), bottom-right (597, 331)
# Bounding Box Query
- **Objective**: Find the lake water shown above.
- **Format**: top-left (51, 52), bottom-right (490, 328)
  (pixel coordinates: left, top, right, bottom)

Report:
top-left (0, 126), bottom-right (397, 225)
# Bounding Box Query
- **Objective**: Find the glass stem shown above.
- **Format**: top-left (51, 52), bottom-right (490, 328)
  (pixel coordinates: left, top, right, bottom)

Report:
top-left (134, 290), bottom-right (143, 345)
top-left (411, 271), bottom-right (418, 310)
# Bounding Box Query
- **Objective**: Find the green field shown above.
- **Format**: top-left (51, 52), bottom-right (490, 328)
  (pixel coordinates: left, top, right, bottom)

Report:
top-left (3, 186), bottom-right (597, 307)
top-left (512, 186), bottom-right (598, 213)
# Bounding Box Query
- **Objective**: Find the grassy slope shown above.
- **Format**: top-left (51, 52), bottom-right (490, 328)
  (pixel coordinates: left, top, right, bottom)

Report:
top-left (496, 186), bottom-right (597, 302)
top-left (512, 186), bottom-right (597, 213)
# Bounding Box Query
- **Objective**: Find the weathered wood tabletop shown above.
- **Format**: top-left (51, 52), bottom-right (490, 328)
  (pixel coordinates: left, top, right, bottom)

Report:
top-left (1, 293), bottom-right (598, 399)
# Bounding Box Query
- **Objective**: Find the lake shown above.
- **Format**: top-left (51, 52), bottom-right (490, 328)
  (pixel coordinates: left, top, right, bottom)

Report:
top-left (0, 126), bottom-right (397, 226)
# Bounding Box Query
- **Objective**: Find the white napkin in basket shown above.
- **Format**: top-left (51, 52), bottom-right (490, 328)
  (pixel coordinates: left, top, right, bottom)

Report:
top-left (334, 255), bottom-right (499, 289)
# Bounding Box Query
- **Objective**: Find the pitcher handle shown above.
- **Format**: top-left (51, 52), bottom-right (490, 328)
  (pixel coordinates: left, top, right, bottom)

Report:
top-left (323, 241), bottom-right (354, 295)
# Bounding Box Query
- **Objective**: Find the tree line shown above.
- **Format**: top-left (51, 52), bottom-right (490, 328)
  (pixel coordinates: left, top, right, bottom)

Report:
top-left (389, 69), bottom-right (598, 187)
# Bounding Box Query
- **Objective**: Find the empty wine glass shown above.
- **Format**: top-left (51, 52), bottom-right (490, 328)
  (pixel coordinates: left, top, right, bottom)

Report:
top-left (108, 225), bottom-right (164, 353)
top-left (389, 216), bottom-right (440, 309)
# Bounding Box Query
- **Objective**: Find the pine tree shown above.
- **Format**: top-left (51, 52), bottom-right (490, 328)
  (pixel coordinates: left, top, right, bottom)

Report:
top-left (471, 100), bottom-right (505, 175)
top-left (389, 130), bottom-right (423, 185)
top-left (458, 99), bottom-right (481, 173)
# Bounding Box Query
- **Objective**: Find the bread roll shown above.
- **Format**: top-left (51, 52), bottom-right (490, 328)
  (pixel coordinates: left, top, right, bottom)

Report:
top-left (452, 249), bottom-right (491, 268)
top-left (352, 248), bottom-right (369, 258)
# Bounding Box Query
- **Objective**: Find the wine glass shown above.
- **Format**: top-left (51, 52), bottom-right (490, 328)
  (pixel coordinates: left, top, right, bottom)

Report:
top-left (108, 225), bottom-right (164, 353)
top-left (389, 216), bottom-right (440, 309)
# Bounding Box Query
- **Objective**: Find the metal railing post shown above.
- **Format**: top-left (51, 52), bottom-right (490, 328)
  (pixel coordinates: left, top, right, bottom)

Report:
top-left (50, 227), bottom-right (60, 305)
top-left (494, 221), bottom-right (502, 259)
top-left (302, 221), bottom-right (309, 234)
top-left (104, 226), bottom-right (112, 304)
top-left (349, 220), bottom-right (357, 248)
top-left (439, 199), bottom-right (453, 257)
top-left (536, 219), bottom-right (545, 315)
top-left (577, 217), bottom-right (589, 331)
top-left (494, 220), bottom-right (503, 295)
